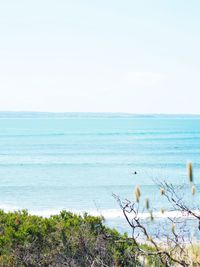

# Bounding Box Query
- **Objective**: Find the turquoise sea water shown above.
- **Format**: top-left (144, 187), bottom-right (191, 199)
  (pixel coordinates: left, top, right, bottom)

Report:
top-left (0, 112), bottom-right (200, 230)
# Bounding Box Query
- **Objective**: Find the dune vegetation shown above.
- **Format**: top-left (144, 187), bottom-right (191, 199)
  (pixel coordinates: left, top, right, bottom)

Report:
top-left (0, 209), bottom-right (141, 267)
top-left (0, 209), bottom-right (199, 267)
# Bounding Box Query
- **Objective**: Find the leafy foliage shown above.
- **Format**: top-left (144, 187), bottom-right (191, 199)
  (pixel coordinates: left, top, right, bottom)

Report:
top-left (0, 210), bottom-right (139, 267)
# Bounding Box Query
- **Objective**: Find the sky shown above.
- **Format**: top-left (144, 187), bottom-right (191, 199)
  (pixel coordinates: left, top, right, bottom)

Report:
top-left (0, 0), bottom-right (200, 114)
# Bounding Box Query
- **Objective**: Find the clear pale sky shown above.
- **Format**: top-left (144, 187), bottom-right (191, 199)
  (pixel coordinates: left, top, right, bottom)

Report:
top-left (0, 0), bottom-right (200, 113)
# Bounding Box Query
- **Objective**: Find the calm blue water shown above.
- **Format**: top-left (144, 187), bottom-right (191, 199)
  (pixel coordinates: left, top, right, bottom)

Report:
top-left (0, 112), bottom-right (200, 230)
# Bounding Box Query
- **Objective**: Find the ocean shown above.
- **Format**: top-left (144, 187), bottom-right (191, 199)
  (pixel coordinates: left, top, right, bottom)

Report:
top-left (0, 112), bottom-right (200, 232)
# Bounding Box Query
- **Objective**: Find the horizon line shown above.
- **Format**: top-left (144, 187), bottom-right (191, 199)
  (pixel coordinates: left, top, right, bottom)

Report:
top-left (0, 111), bottom-right (200, 116)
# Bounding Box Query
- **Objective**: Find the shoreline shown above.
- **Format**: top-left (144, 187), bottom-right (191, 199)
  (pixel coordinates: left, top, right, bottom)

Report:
top-left (0, 205), bottom-right (199, 219)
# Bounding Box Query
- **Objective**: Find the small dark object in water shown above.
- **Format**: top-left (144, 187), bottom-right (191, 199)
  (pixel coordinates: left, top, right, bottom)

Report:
top-left (133, 171), bottom-right (137, 175)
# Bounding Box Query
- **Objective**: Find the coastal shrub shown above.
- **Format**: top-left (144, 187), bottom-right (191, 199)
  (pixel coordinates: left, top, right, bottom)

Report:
top-left (0, 210), bottom-right (139, 267)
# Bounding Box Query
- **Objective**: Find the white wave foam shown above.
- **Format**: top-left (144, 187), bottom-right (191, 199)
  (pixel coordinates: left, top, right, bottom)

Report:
top-left (0, 205), bottom-right (198, 220)
top-left (81, 209), bottom-right (200, 220)
top-left (0, 204), bottom-right (19, 212)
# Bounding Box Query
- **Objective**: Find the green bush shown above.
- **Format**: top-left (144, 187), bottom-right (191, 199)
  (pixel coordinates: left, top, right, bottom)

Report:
top-left (0, 210), bottom-right (139, 267)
